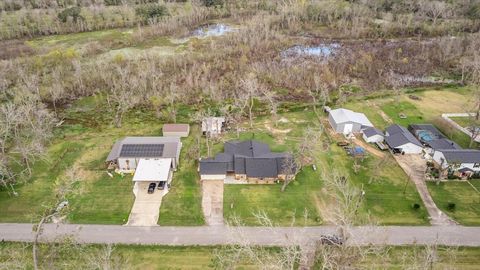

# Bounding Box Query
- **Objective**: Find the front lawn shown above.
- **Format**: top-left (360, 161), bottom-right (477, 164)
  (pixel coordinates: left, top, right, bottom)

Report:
top-left (158, 125), bottom-right (204, 226)
top-left (427, 181), bottom-right (480, 225)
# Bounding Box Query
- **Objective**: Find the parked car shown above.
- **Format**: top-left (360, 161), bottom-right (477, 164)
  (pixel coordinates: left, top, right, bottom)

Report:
top-left (158, 181), bottom-right (166, 190)
top-left (319, 235), bottom-right (344, 246)
top-left (148, 183), bottom-right (156, 194)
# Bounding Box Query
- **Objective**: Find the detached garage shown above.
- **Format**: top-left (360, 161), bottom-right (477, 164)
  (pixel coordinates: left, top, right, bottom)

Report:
top-left (328, 108), bottom-right (373, 135)
top-left (162, 124), bottom-right (190, 137)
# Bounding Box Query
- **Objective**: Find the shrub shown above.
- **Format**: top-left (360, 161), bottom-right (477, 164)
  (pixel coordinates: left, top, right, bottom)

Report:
top-left (412, 203), bottom-right (421, 210)
top-left (202, 0), bottom-right (224, 7)
top-left (57, 7), bottom-right (83, 23)
top-left (135, 4), bottom-right (169, 22)
top-left (447, 202), bottom-right (456, 211)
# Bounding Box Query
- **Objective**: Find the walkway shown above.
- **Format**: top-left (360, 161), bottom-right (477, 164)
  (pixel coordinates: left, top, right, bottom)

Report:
top-left (442, 113), bottom-right (480, 143)
top-left (201, 180), bottom-right (224, 226)
top-left (2, 224), bottom-right (480, 246)
top-left (394, 154), bottom-right (457, 226)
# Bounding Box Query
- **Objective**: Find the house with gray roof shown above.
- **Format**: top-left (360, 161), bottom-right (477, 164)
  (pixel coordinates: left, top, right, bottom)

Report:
top-left (432, 149), bottom-right (480, 178)
top-left (199, 140), bottom-right (295, 183)
top-left (106, 137), bottom-right (182, 172)
top-left (384, 124), bottom-right (423, 154)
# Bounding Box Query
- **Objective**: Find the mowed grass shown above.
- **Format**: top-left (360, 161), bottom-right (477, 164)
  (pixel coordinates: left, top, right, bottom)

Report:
top-left (427, 181), bottom-right (480, 225)
top-left (320, 144), bottom-right (428, 225)
top-left (0, 95), bottom-right (200, 225)
top-left (158, 125), bottom-right (204, 226)
top-left (4, 242), bottom-right (480, 269)
top-left (222, 109), bottom-right (428, 225)
top-left (224, 167), bottom-right (323, 226)
top-left (0, 141), bottom-right (83, 222)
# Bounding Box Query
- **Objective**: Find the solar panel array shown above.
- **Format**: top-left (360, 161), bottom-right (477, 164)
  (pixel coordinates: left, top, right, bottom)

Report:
top-left (119, 144), bottom-right (164, 157)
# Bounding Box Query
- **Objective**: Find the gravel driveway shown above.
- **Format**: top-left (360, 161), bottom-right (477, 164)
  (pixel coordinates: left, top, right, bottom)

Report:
top-left (394, 154), bottom-right (457, 226)
top-left (201, 180), bottom-right (224, 226)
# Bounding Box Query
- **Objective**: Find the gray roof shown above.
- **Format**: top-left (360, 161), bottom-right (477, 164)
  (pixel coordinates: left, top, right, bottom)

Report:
top-left (409, 124), bottom-right (445, 138)
top-left (199, 160), bottom-right (228, 175)
top-left (386, 124), bottom-right (409, 135)
top-left (362, 127), bottom-right (384, 138)
top-left (385, 132), bottom-right (423, 148)
top-left (427, 139), bottom-right (461, 150)
top-left (106, 137), bottom-right (181, 161)
top-left (439, 149), bottom-right (480, 163)
top-left (199, 140), bottom-right (293, 178)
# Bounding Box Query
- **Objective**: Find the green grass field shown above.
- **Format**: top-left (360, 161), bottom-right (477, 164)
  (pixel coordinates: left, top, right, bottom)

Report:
top-left (427, 181), bottom-right (480, 225)
top-left (3, 242), bottom-right (480, 269)
top-left (158, 126), bottom-right (204, 226)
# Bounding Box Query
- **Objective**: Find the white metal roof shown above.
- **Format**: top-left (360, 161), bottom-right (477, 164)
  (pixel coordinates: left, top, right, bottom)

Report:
top-left (329, 108), bottom-right (373, 127)
top-left (132, 158), bottom-right (172, 182)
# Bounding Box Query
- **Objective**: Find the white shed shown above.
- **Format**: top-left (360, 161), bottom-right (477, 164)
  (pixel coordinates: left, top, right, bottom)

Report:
top-left (361, 127), bottom-right (384, 143)
top-left (328, 108), bottom-right (373, 135)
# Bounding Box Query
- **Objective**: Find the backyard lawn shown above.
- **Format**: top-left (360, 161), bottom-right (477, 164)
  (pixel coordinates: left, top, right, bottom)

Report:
top-left (427, 181), bottom-right (480, 225)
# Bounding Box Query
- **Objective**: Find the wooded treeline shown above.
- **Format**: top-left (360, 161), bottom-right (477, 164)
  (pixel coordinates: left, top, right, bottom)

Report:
top-left (1, 0), bottom-right (480, 190)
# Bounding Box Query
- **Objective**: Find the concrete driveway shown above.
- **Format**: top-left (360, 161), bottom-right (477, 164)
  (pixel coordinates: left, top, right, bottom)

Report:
top-left (201, 180), bottom-right (224, 226)
top-left (394, 154), bottom-right (457, 226)
top-left (126, 182), bottom-right (166, 226)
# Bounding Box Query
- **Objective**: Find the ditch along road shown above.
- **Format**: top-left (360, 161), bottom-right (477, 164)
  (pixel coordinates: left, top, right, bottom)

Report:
top-left (2, 223), bottom-right (480, 246)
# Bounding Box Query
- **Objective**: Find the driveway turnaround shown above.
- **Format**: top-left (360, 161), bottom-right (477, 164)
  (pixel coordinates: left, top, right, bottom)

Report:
top-left (2, 224), bottom-right (480, 247)
top-left (394, 154), bottom-right (457, 226)
top-left (126, 182), bottom-right (165, 226)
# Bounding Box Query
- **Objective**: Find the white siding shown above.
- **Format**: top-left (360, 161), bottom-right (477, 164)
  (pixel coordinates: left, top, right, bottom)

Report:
top-left (201, 174), bottom-right (226, 180)
top-left (362, 134), bottom-right (384, 143)
top-left (397, 143), bottom-right (423, 154)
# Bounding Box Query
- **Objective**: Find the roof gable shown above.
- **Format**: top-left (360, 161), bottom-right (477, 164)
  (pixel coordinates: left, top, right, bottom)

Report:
top-left (329, 108), bottom-right (373, 127)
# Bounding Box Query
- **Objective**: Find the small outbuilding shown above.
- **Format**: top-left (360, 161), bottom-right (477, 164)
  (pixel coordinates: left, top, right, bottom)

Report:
top-left (162, 124), bottom-right (190, 137)
top-left (202, 117), bottom-right (225, 136)
top-left (328, 108), bottom-right (373, 135)
top-left (361, 127), bottom-right (384, 143)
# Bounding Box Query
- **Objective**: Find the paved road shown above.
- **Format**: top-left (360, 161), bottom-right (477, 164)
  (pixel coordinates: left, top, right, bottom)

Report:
top-left (394, 155), bottom-right (457, 226)
top-left (2, 223), bottom-right (480, 246)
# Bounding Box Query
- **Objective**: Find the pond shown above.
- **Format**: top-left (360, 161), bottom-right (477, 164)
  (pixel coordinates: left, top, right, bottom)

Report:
top-left (281, 43), bottom-right (341, 59)
top-left (191, 24), bottom-right (234, 38)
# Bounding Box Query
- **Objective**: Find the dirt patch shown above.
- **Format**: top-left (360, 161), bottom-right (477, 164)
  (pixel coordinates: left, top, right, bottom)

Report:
top-left (353, 136), bottom-right (385, 158)
top-left (264, 123), bottom-right (292, 134)
top-left (0, 40), bottom-right (35, 60)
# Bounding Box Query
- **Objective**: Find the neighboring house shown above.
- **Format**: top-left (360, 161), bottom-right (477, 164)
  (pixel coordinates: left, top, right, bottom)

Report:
top-left (432, 149), bottom-right (480, 178)
top-left (106, 137), bottom-right (182, 172)
top-left (361, 127), bottom-right (384, 143)
top-left (328, 108), bottom-right (373, 134)
top-left (202, 117), bottom-right (226, 136)
top-left (162, 124), bottom-right (190, 137)
top-left (384, 124), bottom-right (423, 154)
top-left (199, 140), bottom-right (295, 184)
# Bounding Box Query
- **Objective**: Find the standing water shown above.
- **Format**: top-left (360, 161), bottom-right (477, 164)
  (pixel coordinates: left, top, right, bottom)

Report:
top-left (192, 24), bottom-right (234, 38)
top-left (281, 43), bottom-right (341, 59)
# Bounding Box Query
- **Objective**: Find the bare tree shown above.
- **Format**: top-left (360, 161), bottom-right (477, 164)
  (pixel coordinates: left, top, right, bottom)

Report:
top-left (32, 167), bottom-right (81, 270)
top-left (418, 0), bottom-right (451, 25)
top-left (281, 153), bottom-right (299, 192)
top-left (239, 73), bottom-right (262, 129)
